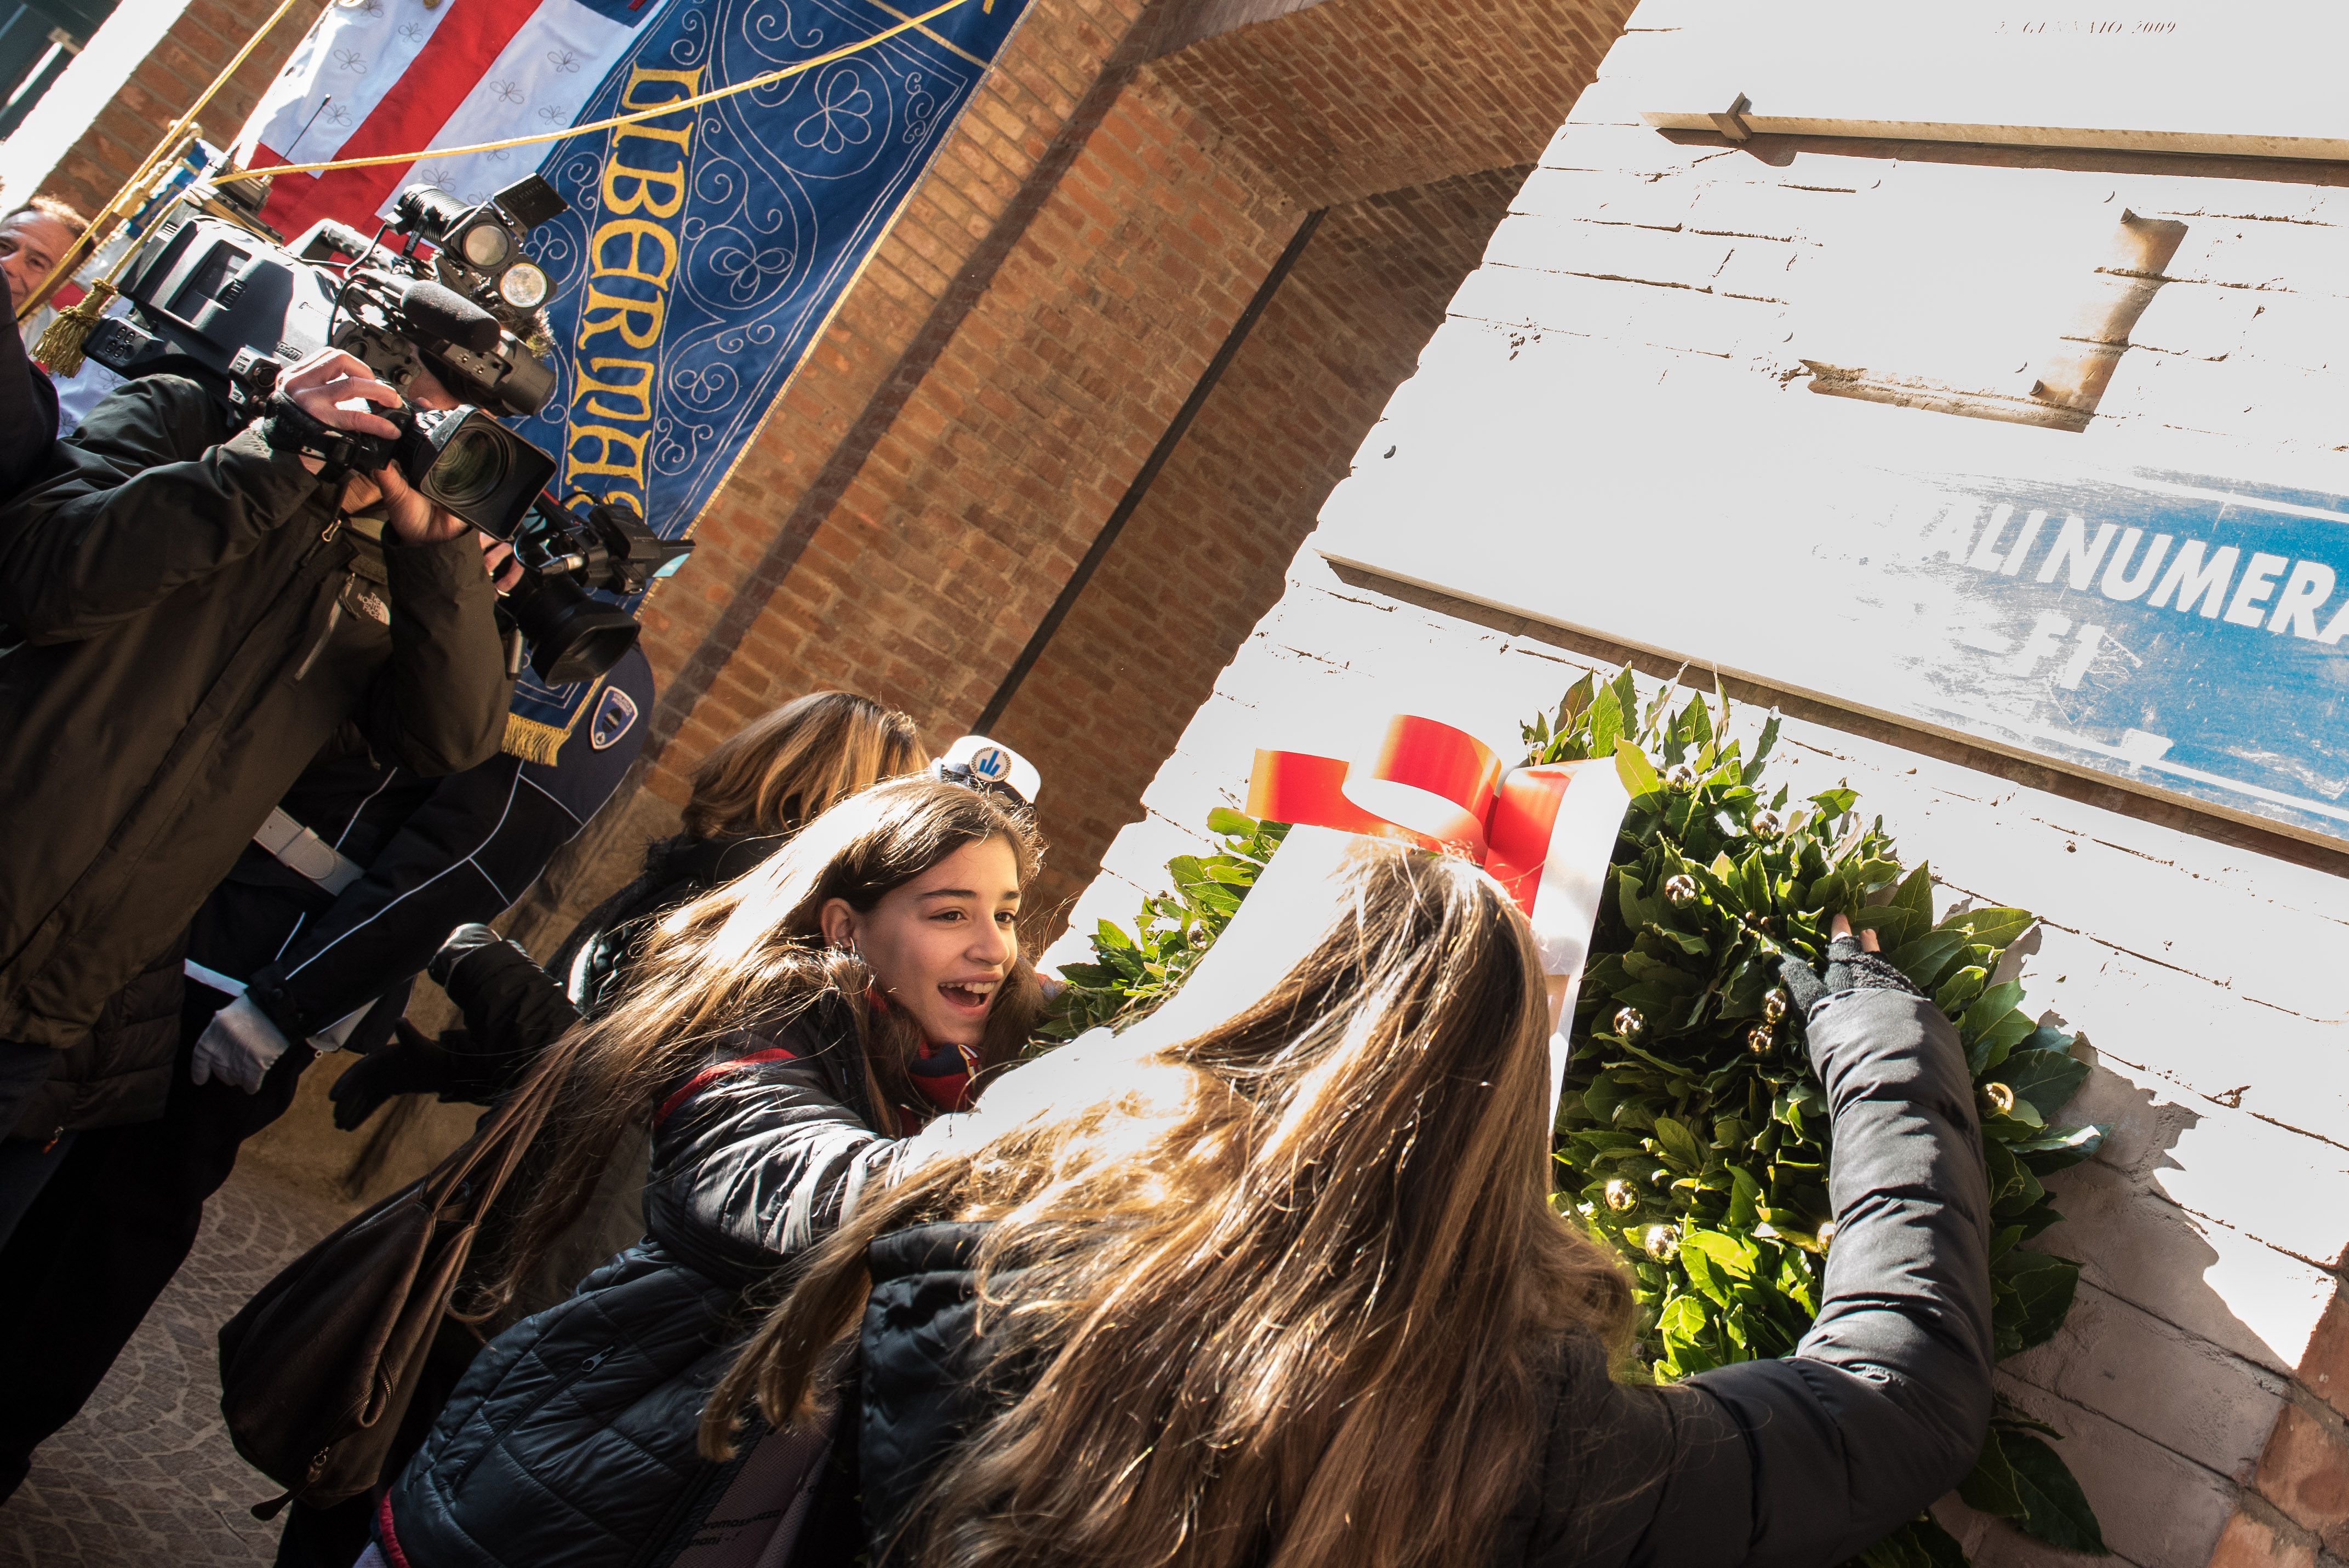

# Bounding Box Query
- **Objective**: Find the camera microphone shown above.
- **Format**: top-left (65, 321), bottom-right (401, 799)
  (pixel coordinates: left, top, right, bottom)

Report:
top-left (396, 281), bottom-right (501, 353)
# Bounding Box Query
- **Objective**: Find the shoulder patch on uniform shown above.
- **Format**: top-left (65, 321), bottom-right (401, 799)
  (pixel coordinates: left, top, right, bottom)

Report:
top-left (590, 685), bottom-right (640, 751)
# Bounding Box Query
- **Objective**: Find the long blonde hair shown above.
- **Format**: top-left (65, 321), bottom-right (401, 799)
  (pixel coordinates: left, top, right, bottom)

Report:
top-left (682, 691), bottom-right (926, 839)
top-left (478, 777), bottom-right (1045, 1315)
top-left (706, 843), bottom-right (1636, 1568)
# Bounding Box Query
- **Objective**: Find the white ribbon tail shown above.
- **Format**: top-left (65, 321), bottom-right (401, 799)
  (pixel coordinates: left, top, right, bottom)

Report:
top-left (1525, 761), bottom-right (1632, 1126)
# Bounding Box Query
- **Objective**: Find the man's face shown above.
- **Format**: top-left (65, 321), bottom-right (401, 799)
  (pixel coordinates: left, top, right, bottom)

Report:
top-left (0, 211), bottom-right (76, 313)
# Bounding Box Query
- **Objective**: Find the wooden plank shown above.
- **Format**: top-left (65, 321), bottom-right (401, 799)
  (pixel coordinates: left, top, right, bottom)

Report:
top-left (1633, 0), bottom-right (2349, 163)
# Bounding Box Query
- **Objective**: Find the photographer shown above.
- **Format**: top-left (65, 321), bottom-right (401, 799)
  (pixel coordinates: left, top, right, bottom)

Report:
top-left (0, 347), bottom-right (513, 1183)
top-left (0, 649), bottom-right (651, 1507)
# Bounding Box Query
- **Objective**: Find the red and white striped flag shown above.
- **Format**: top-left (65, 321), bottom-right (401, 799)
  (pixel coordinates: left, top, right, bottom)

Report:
top-left (233, 0), bottom-right (666, 241)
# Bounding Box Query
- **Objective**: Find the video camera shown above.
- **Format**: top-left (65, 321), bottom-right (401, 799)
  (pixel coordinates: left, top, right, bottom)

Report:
top-left (82, 172), bottom-right (691, 683)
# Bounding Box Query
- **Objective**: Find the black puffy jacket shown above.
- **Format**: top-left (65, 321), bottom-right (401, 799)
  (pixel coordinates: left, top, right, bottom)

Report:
top-left (550, 832), bottom-right (788, 1021)
top-left (396, 830), bottom-right (790, 1109)
top-left (854, 988), bottom-right (1994, 1567)
top-left (379, 993), bottom-right (913, 1568)
top-left (0, 322), bottom-right (57, 499)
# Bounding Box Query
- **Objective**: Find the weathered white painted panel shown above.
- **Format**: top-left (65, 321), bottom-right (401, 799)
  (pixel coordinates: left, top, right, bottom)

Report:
top-left (1067, 550), bottom-right (2339, 1567)
top-left (1317, 327), bottom-right (2349, 851)
top-left (1070, 23), bottom-right (2349, 1563)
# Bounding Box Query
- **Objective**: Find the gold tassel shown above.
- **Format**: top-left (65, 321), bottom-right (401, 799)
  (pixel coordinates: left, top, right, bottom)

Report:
top-left (32, 279), bottom-right (117, 379)
top-left (500, 711), bottom-right (574, 765)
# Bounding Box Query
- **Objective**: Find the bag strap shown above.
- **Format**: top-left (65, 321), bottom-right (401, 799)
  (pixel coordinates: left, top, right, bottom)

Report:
top-left (414, 1047), bottom-right (569, 1220)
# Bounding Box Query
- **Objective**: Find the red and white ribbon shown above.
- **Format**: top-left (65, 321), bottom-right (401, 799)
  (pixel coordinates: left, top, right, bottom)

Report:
top-left (1125, 716), bottom-right (1631, 1122)
top-left (1245, 714), bottom-right (1629, 980)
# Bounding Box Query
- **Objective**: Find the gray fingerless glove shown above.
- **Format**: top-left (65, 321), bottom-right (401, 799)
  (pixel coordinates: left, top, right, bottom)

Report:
top-left (1779, 935), bottom-right (1923, 1019)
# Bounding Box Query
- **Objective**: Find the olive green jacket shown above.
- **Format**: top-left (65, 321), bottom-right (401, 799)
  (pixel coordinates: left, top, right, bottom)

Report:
top-left (0, 375), bottom-right (512, 1061)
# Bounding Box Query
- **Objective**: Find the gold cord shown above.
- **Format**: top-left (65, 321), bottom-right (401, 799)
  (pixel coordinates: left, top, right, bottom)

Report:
top-left (212, 0), bottom-right (976, 186)
top-left (14, 0), bottom-right (313, 323)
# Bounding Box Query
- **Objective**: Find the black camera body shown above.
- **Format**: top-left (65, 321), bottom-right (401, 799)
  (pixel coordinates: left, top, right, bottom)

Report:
top-left (89, 174), bottom-right (563, 420)
top-left (259, 397), bottom-right (690, 684)
top-left (261, 399), bottom-right (560, 540)
top-left (82, 173), bottom-right (694, 684)
top-left (504, 494), bottom-right (691, 684)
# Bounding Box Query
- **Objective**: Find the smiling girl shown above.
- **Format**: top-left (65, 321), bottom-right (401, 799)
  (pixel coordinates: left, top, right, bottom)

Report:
top-left (373, 776), bottom-right (1047, 1568)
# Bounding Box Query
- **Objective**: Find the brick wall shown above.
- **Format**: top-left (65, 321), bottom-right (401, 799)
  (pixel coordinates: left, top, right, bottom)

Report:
top-left (651, 68), bottom-right (1298, 758)
top-left (35, 0), bottom-right (323, 219)
top-left (515, 0), bottom-right (1644, 950)
top-left (1147, 0), bottom-right (1635, 207)
top-left (992, 165), bottom-right (1530, 926)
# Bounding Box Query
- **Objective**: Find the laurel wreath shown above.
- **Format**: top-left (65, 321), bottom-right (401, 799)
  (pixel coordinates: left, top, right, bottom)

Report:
top-left (1044, 666), bottom-right (2108, 1564)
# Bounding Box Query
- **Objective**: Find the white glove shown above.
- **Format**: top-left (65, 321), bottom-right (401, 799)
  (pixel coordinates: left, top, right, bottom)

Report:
top-left (190, 993), bottom-right (294, 1094)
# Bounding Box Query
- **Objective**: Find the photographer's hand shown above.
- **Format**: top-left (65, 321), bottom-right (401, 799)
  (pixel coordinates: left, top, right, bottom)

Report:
top-left (481, 533), bottom-right (524, 591)
top-left (276, 349), bottom-right (404, 475)
top-left (374, 461), bottom-right (467, 545)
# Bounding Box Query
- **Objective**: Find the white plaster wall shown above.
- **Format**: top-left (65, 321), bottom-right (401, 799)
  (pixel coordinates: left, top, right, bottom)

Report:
top-left (0, 0), bottom-right (196, 208)
top-left (1059, 4), bottom-right (2349, 1564)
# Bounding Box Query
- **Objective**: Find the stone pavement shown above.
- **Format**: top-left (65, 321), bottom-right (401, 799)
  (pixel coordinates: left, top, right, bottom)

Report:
top-left (0, 1168), bottom-right (353, 1567)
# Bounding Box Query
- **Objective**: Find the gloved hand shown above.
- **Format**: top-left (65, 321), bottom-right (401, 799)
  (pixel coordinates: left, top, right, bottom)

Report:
top-left (430, 922), bottom-right (521, 992)
top-left (190, 992), bottom-right (295, 1094)
top-left (1778, 914), bottom-right (1924, 1020)
top-left (328, 1020), bottom-right (463, 1131)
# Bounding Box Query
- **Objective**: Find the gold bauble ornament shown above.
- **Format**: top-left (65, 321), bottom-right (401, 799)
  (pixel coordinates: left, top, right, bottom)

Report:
top-left (1664, 874), bottom-right (1699, 906)
top-left (1612, 1006), bottom-right (1646, 1041)
top-left (1643, 1223), bottom-right (1681, 1262)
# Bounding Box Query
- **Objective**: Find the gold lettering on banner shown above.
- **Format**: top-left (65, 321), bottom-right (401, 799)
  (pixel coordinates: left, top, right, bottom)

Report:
top-left (564, 65), bottom-right (700, 513)
top-left (577, 357), bottom-right (655, 422)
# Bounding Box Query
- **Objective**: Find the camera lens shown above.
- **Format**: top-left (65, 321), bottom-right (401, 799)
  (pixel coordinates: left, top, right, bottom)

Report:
top-left (499, 261), bottom-right (549, 310)
top-left (429, 425), bottom-right (512, 511)
top-left (505, 570), bottom-right (641, 684)
top-left (460, 221), bottom-right (512, 270)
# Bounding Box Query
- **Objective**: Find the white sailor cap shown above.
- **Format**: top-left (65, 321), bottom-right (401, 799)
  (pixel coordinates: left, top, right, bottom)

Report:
top-left (935, 735), bottom-right (1042, 806)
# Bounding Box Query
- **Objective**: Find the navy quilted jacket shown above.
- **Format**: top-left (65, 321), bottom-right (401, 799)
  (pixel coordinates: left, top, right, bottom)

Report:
top-left (378, 994), bottom-right (895, 1568)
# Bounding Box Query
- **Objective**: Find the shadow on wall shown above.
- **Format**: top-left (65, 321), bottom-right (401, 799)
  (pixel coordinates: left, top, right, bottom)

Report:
top-left (1921, 948), bottom-right (2314, 1568)
top-left (1910, 919), bottom-right (2313, 1568)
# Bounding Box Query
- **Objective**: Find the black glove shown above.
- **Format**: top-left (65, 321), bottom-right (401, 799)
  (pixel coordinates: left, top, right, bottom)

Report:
top-left (430, 922), bottom-right (521, 992)
top-left (329, 1020), bottom-right (504, 1130)
top-left (257, 391), bottom-right (397, 483)
top-left (1779, 935), bottom-right (1923, 1019)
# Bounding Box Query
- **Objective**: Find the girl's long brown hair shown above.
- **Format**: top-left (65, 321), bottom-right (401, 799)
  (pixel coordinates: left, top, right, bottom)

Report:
top-left (682, 690), bottom-right (926, 839)
top-left (476, 777), bottom-right (1045, 1316)
top-left (705, 843), bottom-right (1636, 1568)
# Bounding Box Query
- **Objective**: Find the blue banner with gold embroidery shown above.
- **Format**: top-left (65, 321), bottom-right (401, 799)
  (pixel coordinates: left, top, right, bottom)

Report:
top-left (500, 0), bottom-right (1030, 757)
